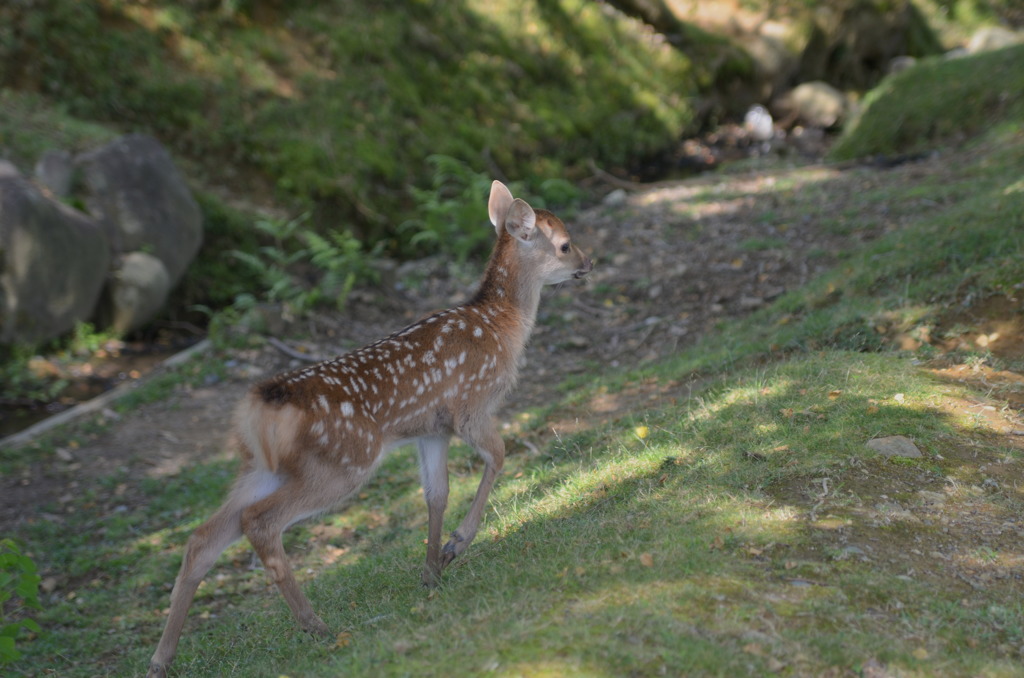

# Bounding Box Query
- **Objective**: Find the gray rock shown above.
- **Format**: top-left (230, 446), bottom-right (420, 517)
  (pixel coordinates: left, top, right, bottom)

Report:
top-left (33, 149), bottom-right (75, 198)
top-left (602, 189), bottom-right (628, 206)
top-left (97, 252), bottom-right (172, 334)
top-left (866, 435), bottom-right (922, 458)
top-left (75, 134), bottom-right (202, 285)
top-left (0, 162), bottom-right (110, 343)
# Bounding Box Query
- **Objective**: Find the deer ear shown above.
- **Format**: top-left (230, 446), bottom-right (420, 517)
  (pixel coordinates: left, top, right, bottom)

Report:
top-left (504, 198), bottom-right (536, 243)
top-left (488, 180), bottom-right (514, 235)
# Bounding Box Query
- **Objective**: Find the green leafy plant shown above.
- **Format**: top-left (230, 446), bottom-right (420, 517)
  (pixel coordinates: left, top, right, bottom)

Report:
top-left (401, 155), bottom-right (502, 262)
top-left (0, 539), bottom-right (42, 665)
top-left (401, 155), bottom-right (582, 262)
top-left (230, 213), bottom-right (382, 314)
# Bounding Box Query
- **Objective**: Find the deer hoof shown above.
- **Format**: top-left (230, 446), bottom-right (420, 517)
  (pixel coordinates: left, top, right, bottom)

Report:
top-left (421, 565), bottom-right (441, 588)
top-left (440, 531), bottom-right (467, 566)
top-left (302, 615), bottom-right (332, 639)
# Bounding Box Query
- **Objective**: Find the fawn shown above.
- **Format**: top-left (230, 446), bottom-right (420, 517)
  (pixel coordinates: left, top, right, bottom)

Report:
top-left (146, 180), bottom-right (592, 676)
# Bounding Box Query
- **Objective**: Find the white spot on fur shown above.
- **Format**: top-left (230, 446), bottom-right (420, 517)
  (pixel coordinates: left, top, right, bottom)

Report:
top-left (340, 402), bottom-right (354, 417)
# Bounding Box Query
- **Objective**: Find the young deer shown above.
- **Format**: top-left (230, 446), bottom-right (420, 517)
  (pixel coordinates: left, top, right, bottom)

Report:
top-left (146, 181), bottom-right (592, 677)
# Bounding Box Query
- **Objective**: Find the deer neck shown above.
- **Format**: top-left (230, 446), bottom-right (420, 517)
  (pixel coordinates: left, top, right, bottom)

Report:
top-left (467, 233), bottom-right (544, 351)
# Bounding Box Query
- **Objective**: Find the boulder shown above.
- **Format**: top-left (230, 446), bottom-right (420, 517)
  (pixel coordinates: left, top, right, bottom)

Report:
top-left (775, 81), bottom-right (848, 128)
top-left (0, 161), bottom-right (110, 344)
top-left (96, 251), bottom-right (173, 335)
top-left (75, 134), bottom-right (202, 285)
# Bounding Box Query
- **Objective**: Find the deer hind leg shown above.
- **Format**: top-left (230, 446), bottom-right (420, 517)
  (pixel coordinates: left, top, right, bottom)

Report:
top-left (239, 464), bottom-right (364, 638)
top-left (148, 486), bottom-right (250, 677)
top-left (441, 424), bottom-right (504, 568)
top-left (417, 435), bottom-right (451, 587)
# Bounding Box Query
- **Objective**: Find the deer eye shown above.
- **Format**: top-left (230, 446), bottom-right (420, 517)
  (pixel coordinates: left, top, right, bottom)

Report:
top-left (560, 242), bottom-right (570, 254)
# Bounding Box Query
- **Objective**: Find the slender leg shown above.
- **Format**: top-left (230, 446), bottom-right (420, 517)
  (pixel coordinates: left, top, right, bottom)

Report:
top-left (441, 424), bottom-right (504, 566)
top-left (239, 479), bottom-right (346, 637)
top-left (147, 500), bottom-right (246, 678)
top-left (417, 435), bottom-right (451, 586)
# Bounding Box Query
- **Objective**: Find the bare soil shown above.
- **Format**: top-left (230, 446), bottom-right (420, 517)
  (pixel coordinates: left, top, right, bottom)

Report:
top-left (2, 148), bottom-right (1022, 609)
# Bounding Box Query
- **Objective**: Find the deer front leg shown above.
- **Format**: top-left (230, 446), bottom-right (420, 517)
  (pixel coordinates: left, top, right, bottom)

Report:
top-left (417, 435), bottom-right (451, 587)
top-left (441, 425), bottom-right (504, 568)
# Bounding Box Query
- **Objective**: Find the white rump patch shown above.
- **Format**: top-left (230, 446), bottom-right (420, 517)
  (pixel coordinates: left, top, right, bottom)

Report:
top-left (236, 470), bottom-right (283, 505)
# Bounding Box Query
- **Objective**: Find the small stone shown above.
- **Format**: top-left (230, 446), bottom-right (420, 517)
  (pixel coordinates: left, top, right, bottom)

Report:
top-left (744, 105), bottom-right (774, 141)
top-left (888, 56), bottom-right (917, 74)
top-left (916, 490), bottom-right (946, 505)
top-left (602, 189), bottom-right (628, 206)
top-left (866, 435), bottom-right (922, 458)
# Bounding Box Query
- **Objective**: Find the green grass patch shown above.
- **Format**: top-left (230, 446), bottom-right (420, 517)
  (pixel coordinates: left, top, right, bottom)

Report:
top-left (8, 349), bottom-right (1022, 676)
top-left (831, 43), bottom-right (1024, 160)
top-left (0, 91), bottom-right (116, 170)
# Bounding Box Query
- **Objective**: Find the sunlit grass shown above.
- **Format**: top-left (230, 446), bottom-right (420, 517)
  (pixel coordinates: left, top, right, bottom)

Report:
top-left (7, 344), bottom-right (1022, 677)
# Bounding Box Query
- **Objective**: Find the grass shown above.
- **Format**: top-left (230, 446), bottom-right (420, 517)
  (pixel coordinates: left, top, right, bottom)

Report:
top-left (830, 43), bottom-right (1024, 161)
top-left (7, 349), bottom-right (1023, 676)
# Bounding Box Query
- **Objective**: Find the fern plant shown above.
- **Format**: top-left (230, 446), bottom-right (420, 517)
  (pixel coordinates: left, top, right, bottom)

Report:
top-left (230, 212), bottom-right (381, 314)
top-left (401, 155), bottom-right (581, 262)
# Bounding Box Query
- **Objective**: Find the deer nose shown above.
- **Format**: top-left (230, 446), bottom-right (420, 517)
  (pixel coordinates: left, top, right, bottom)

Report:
top-left (575, 256), bottom-right (593, 278)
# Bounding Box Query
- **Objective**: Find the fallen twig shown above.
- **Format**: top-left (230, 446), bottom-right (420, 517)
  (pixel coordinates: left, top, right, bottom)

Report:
top-left (266, 337), bottom-right (327, 363)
